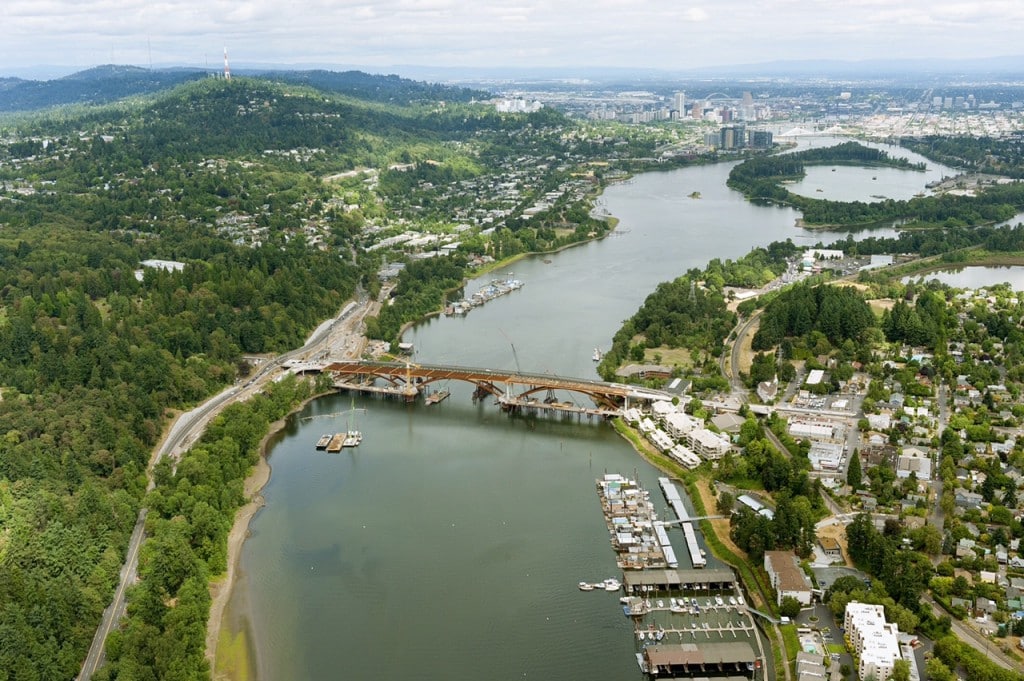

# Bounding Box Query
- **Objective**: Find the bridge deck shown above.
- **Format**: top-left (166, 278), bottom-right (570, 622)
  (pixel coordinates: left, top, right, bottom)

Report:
top-left (323, 360), bottom-right (672, 410)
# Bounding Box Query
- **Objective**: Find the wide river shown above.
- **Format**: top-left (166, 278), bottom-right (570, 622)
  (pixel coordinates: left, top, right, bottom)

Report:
top-left (222, 138), bottom-right (953, 680)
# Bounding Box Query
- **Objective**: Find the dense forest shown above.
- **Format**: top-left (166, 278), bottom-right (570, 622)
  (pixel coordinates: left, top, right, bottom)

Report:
top-left (728, 141), bottom-right (1024, 227)
top-left (0, 73), bottom-right (514, 679)
top-left (598, 275), bottom-right (734, 381)
top-left (902, 134), bottom-right (1024, 178)
top-left (99, 376), bottom-right (323, 680)
top-left (0, 66), bottom-right (485, 114)
top-left (752, 283), bottom-right (876, 350)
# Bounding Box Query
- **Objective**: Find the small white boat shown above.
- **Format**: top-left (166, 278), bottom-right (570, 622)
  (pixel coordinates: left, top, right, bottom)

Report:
top-left (657, 599), bottom-right (665, 609)
top-left (737, 595), bottom-right (745, 606)
top-left (603, 578), bottom-right (621, 591)
top-left (579, 581), bottom-right (595, 591)
top-left (592, 348), bottom-right (602, 362)
top-left (341, 430), bottom-right (362, 448)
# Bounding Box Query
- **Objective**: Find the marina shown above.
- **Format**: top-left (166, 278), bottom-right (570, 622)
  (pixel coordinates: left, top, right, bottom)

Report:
top-left (596, 474), bottom-right (760, 678)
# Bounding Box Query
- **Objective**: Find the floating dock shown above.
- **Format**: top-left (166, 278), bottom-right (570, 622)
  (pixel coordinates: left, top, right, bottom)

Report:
top-left (325, 433), bottom-right (346, 452)
top-left (659, 477), bottom-right (706, 569)
top-left (596, 474), bottom-right (670, 570)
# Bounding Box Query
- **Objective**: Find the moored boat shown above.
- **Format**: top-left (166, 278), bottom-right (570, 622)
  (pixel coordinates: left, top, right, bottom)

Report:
top-left (578, 581), bottom-right (595, 591)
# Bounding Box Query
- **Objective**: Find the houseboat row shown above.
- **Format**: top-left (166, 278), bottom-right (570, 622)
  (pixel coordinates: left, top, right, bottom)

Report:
top-left (445, 274), bottom-right (523, 316)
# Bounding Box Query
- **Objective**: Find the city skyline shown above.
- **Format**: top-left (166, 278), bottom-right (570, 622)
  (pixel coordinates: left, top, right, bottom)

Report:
top-left (2, 0), bottom-right (1023, 78)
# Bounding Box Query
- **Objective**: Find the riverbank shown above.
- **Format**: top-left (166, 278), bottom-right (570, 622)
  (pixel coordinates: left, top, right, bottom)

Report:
top-left (395, 218), bottom-right (620, 341)
top-left (206, 390), bottom-right (333, 681)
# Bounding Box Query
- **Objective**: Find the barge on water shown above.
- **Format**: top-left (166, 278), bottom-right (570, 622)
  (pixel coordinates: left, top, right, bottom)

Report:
top-left (323, 431), bottom-right (362, 451)
top-left (424, 388), bottom-right (450, 405)
top-left (315, 434), bottom-right (331, 449)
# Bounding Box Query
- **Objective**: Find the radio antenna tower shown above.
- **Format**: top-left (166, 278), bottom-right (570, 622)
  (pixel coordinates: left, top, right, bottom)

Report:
top-left (223, 47), bottom-right (231, 81)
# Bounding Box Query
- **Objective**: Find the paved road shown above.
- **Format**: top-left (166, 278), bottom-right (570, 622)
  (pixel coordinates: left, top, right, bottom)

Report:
top-left (721, 309), bottom-right (763, 395)
top-left (77, 297), bottom-right (371, 681)
top-left (923, 594), bottom-right (1018, 671)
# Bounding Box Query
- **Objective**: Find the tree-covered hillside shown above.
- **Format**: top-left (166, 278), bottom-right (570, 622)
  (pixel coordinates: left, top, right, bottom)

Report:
top-left (0, 74), bottom-right (516, 679)
top-left (0, 65), bottom-right (487, 114)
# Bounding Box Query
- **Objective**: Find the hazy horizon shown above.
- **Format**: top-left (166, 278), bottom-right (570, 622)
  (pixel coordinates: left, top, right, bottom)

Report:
top-left (4, 1), bottom-right (1024, 80)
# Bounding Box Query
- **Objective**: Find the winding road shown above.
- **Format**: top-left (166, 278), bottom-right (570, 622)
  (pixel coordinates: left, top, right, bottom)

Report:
top-left (77, 296), bottom-right (371, 680)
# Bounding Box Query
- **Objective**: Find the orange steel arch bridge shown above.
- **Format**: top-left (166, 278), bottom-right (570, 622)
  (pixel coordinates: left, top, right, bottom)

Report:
top-left (321, 360), bottom-right (672, 417)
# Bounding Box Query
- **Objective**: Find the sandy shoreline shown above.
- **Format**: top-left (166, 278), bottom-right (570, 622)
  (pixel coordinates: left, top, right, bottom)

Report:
top-left (205, 391), bottom-right (328, 678)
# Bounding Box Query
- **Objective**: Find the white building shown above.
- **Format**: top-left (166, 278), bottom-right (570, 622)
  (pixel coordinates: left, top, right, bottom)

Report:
top-left (844, 602), bottom-right (902, 681)
top-left (788, 419), bottom-right (836, 439)
top-left (764, 551), bottom-right (813, 606)
top-left (685, 428), bottom-right (731, 460)
top-left (867, 413), bottom-right (892, 431)
top-left (664, 411), bottom-right (701, 438)
top-left (896, 447), bottom-right (932, 480)
top-left (651, 400), bottom-right (679, 419)
top-left (808, 441), bottom-right (844, 471)
top-left (668, 444), bottom-right (701, 469)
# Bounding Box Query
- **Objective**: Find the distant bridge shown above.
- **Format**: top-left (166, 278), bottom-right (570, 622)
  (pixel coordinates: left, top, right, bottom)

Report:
top-left (316, 360), bottom-right (672, 417)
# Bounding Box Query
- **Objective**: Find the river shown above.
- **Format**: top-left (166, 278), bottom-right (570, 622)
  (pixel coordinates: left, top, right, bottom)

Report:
top-left (221, 138), bottom-right (954, 680)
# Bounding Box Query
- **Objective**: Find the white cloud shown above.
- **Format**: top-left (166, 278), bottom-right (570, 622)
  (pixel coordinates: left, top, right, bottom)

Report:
top-left (0, 0), bottom-right (1020, 72)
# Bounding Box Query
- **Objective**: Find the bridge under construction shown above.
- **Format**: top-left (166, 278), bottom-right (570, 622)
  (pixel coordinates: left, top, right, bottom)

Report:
top-left (316, 360), bottom-right (672, 417)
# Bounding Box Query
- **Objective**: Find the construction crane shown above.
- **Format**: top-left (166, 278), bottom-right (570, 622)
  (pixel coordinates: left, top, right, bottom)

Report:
top-left (499, 328), bottom-right (522, 375)
top-left (402, 356), bottom-right (422, 400)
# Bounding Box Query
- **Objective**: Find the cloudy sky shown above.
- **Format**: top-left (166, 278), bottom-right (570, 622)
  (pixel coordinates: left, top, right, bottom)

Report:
top-left (1, 0), bottom-right (1022, 75)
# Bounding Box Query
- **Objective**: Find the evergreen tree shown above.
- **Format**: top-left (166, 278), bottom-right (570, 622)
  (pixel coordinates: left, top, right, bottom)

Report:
top-left (847, 449), bottom-right (863, 491)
